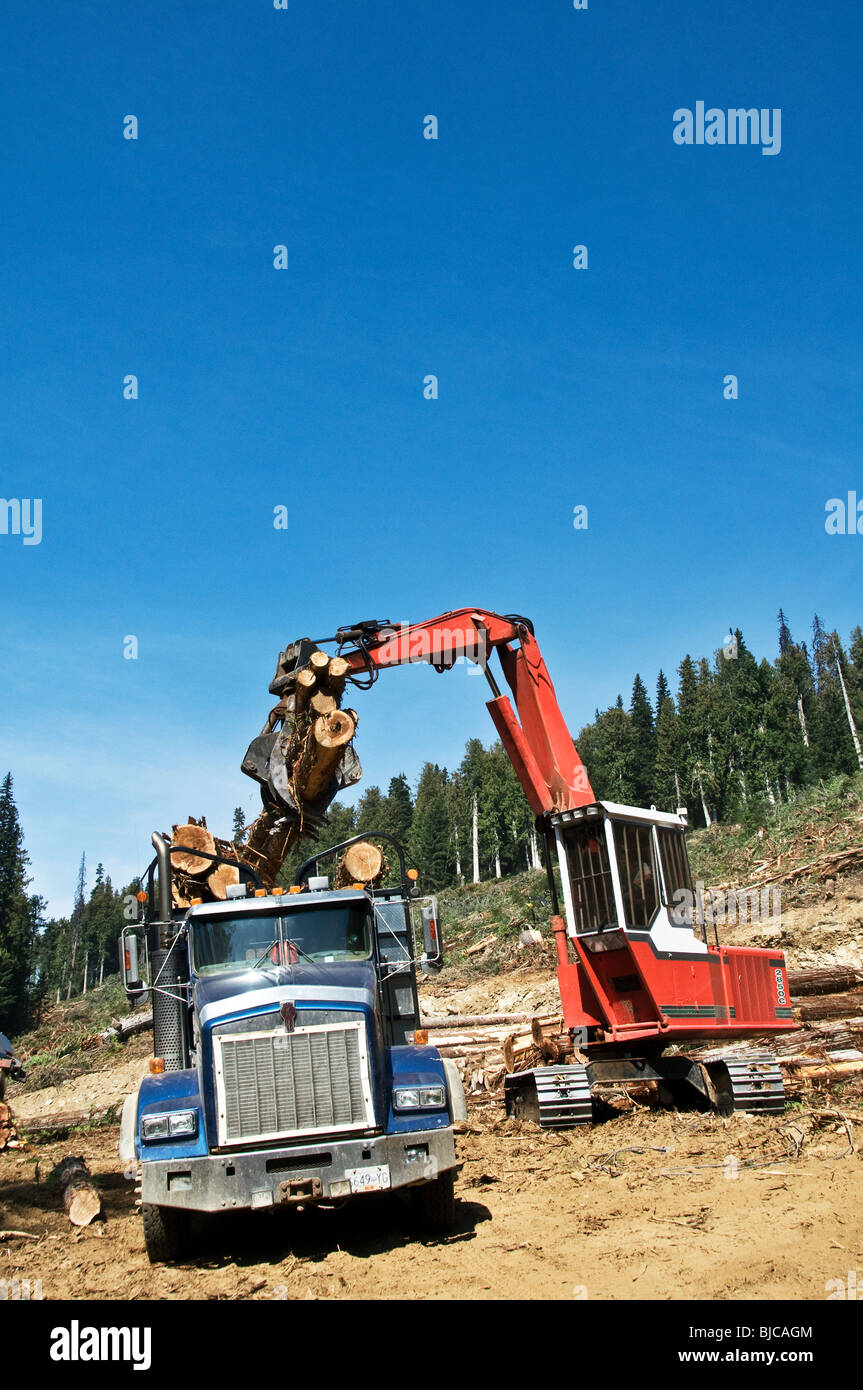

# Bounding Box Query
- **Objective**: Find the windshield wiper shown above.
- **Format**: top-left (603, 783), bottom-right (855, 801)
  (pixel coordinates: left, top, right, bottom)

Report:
top-left (250, 939), bottom-right (279, 970)
top-left (250, 937), bottom-right (316, 970)
top-left (286, 938), bottom-right (316, 965)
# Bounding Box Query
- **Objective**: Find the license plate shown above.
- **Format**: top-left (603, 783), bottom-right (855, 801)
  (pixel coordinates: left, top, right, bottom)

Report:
top-left (345, 1164), bottom-right (391, 1194)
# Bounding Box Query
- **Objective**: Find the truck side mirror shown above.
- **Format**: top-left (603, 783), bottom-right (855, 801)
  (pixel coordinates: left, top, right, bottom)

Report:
top-left (120, 925), bottom-right (150, 997)
top-left (419, 897), bottom-right (442, 974)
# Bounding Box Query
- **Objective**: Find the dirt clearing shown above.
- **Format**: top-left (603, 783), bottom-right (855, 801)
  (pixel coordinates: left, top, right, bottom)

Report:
top-left (2, 1101), bottom-right (861, 1301)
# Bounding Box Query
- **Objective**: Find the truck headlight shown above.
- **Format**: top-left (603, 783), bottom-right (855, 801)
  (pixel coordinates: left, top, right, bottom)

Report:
top-left (393, 1085), bottom-right (446, 1111)
top-left (141, 1110), bottom-right (198, 1141)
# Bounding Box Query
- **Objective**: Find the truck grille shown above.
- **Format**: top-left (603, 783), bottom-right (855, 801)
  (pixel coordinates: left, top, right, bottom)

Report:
top-left (213, 1021), bottom-right (374, 1146)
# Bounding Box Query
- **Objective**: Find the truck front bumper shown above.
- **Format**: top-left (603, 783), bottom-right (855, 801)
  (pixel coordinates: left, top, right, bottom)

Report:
top-left (140, 1127), bottom-right (457, 1213)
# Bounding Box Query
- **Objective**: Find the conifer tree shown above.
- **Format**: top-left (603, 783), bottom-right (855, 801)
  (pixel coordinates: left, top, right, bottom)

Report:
top-left (409, 764), bottom-right (452, 889)
top-left (775, 612), bottom-right (816, 764)
top-left (379, 774), bottom-right (413, 846)
top-left (628, 674), bottom-right (656, 805)
top-left (654, 680), bottom-right (682, 810)
top-left (810, 616), bottom-right (857, 775)
top-left (355, 786), bottom-right (385, 834)
top-left (0, 773), bottom-right (41, 1033)
top-left (677, 657), bottom-right (714, 825)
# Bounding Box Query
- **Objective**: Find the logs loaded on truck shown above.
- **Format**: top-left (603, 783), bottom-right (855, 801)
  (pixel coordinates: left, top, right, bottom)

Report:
top-left (154, 643), bottom-right (365, 907)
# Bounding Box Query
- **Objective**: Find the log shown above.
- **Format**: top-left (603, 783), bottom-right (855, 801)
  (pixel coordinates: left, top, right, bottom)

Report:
top-left (324, 656), bottom-right (349, 698)
top-left (240, 809), bottom-right (303, 891)
top-left (19, 1105), bottom-right (122, 1139)
top-left (207, 862), bottom-right (240, 899)
top-left (436, 1042), bottom-right (511, 1058)
top-left (783, 1059), bottom-right (863, 1083)
top-left (420, 1011), bottom-right (556, 1029)
top-left (338, 841), bottom-right (385, 886)
top-left (99, 1012), bottom-right (153, 1043)
top-left (293, 710), bottom-right (356, 803)
top-left (294, 668), bottom-right (317, 712)
top-left (422, 1028), bottom-right (516, 1047)
top-left (464, 934), bottom-right (497, 956)
top-left (52, 1156), bottom-right (102, 1227)
top-left (788, 967), bottom-right (863, 998)
top-left (503, 1029), bottom-right (534, 1072)
top-left (309, 650), bottom-right (330, 675)
top-left (171, 821), bottom-right (216, 875)
top-left (309, 691), bottom-right (338, 717)
top-left (795, 990), bottom-right (863, 1021)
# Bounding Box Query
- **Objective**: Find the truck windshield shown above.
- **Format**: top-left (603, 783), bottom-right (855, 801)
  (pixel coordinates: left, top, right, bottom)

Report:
top-left (191, 905), bottom-right (373, 977)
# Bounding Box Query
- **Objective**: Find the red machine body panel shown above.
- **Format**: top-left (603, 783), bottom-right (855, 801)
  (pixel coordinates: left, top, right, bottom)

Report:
top-left (554, 926), bottom-right (793, 1044)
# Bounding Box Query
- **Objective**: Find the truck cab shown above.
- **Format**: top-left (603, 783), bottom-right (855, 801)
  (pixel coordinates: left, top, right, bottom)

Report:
top-left (119, 833), bottom-right (464, 1262)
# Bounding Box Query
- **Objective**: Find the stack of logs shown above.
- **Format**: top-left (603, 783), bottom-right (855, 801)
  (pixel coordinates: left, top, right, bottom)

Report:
top-left (0, 1101), bottom-right (16, 1151)
top-left (241, 652), bottom-right (357, 890)
top-left (167, 652), bottom-right (360, 901)
top-left (167, 817), bottom-right (243, 909)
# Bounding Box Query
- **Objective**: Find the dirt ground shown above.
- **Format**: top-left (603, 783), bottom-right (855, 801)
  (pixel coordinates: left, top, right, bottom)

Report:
top-left (1, 1103), bottom-right (861, 1301)
top-left (3, 879), bottom-right (862, 1302)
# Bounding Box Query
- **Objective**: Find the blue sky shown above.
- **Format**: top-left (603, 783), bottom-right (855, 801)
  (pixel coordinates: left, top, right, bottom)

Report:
top-left (1, 1), bottom-right (860, 916)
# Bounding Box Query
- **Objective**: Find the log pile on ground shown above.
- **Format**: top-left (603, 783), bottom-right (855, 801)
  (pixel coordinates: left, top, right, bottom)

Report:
top-left (0, 1102), bottom-right (17, 1151)
top-left (420, 962), bottom-right (863, 1103)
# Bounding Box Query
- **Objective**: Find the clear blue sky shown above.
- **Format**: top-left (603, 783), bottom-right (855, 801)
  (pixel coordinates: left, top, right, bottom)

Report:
top-left (1, 1), bottom-right (860, 916)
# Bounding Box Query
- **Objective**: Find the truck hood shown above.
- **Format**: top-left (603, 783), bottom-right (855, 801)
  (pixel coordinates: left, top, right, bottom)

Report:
top-left (194, 959), bottom-right (377, 1029)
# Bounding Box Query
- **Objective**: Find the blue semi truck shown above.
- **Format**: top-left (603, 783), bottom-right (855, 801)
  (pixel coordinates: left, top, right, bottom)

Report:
top-left (119, 831), bottom-right (464, 1262)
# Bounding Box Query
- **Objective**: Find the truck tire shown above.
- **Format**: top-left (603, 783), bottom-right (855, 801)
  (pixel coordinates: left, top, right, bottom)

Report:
top-left (413, 1169), bottom-right (456, 1233)
top-left (142, 1203), bottom-right (188, 1263)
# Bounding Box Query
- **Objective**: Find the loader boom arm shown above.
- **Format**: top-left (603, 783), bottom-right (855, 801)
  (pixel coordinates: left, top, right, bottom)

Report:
top-left (335, 609), bottom-right (594, 817)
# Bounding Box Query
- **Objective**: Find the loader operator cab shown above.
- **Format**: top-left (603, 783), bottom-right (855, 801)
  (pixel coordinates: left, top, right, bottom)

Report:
top-left (551, 801), bottom-right (703, 954)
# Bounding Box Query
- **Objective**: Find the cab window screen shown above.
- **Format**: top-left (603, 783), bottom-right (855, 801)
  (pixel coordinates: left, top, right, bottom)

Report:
top-left (613, 823), bottom-right (659, 929)
top-left (563, 822), bottom-right (618, 933)
top-left (657, 828), bottom-right (692, 904)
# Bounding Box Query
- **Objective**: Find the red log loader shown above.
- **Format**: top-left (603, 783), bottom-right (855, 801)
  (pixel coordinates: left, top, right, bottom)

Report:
top-left (244, 608), bottom-right (794, 1126)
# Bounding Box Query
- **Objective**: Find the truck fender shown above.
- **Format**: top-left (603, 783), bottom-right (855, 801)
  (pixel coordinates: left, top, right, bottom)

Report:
top-left (442, 1058), bottom-right (467, 1123)
top-left (118, 1088), bottom-right (140, 1164)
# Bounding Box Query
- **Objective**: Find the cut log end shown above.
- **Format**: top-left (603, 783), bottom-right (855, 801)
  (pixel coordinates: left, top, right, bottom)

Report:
top-left (309, 691), bottom-right (338, 716)
top-left (69, 1188), bottom-right (102, 1228)
top-left (338, 841), bottom-right (385, 886)
top-left (171, 821), bottom-right (216, 875)
top-left (53, 1156), bottom-right (102, 1228)
top-left (314, 711), bottom-right (355, 749)
top-left (207, 863), bottom-right (241, 900)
